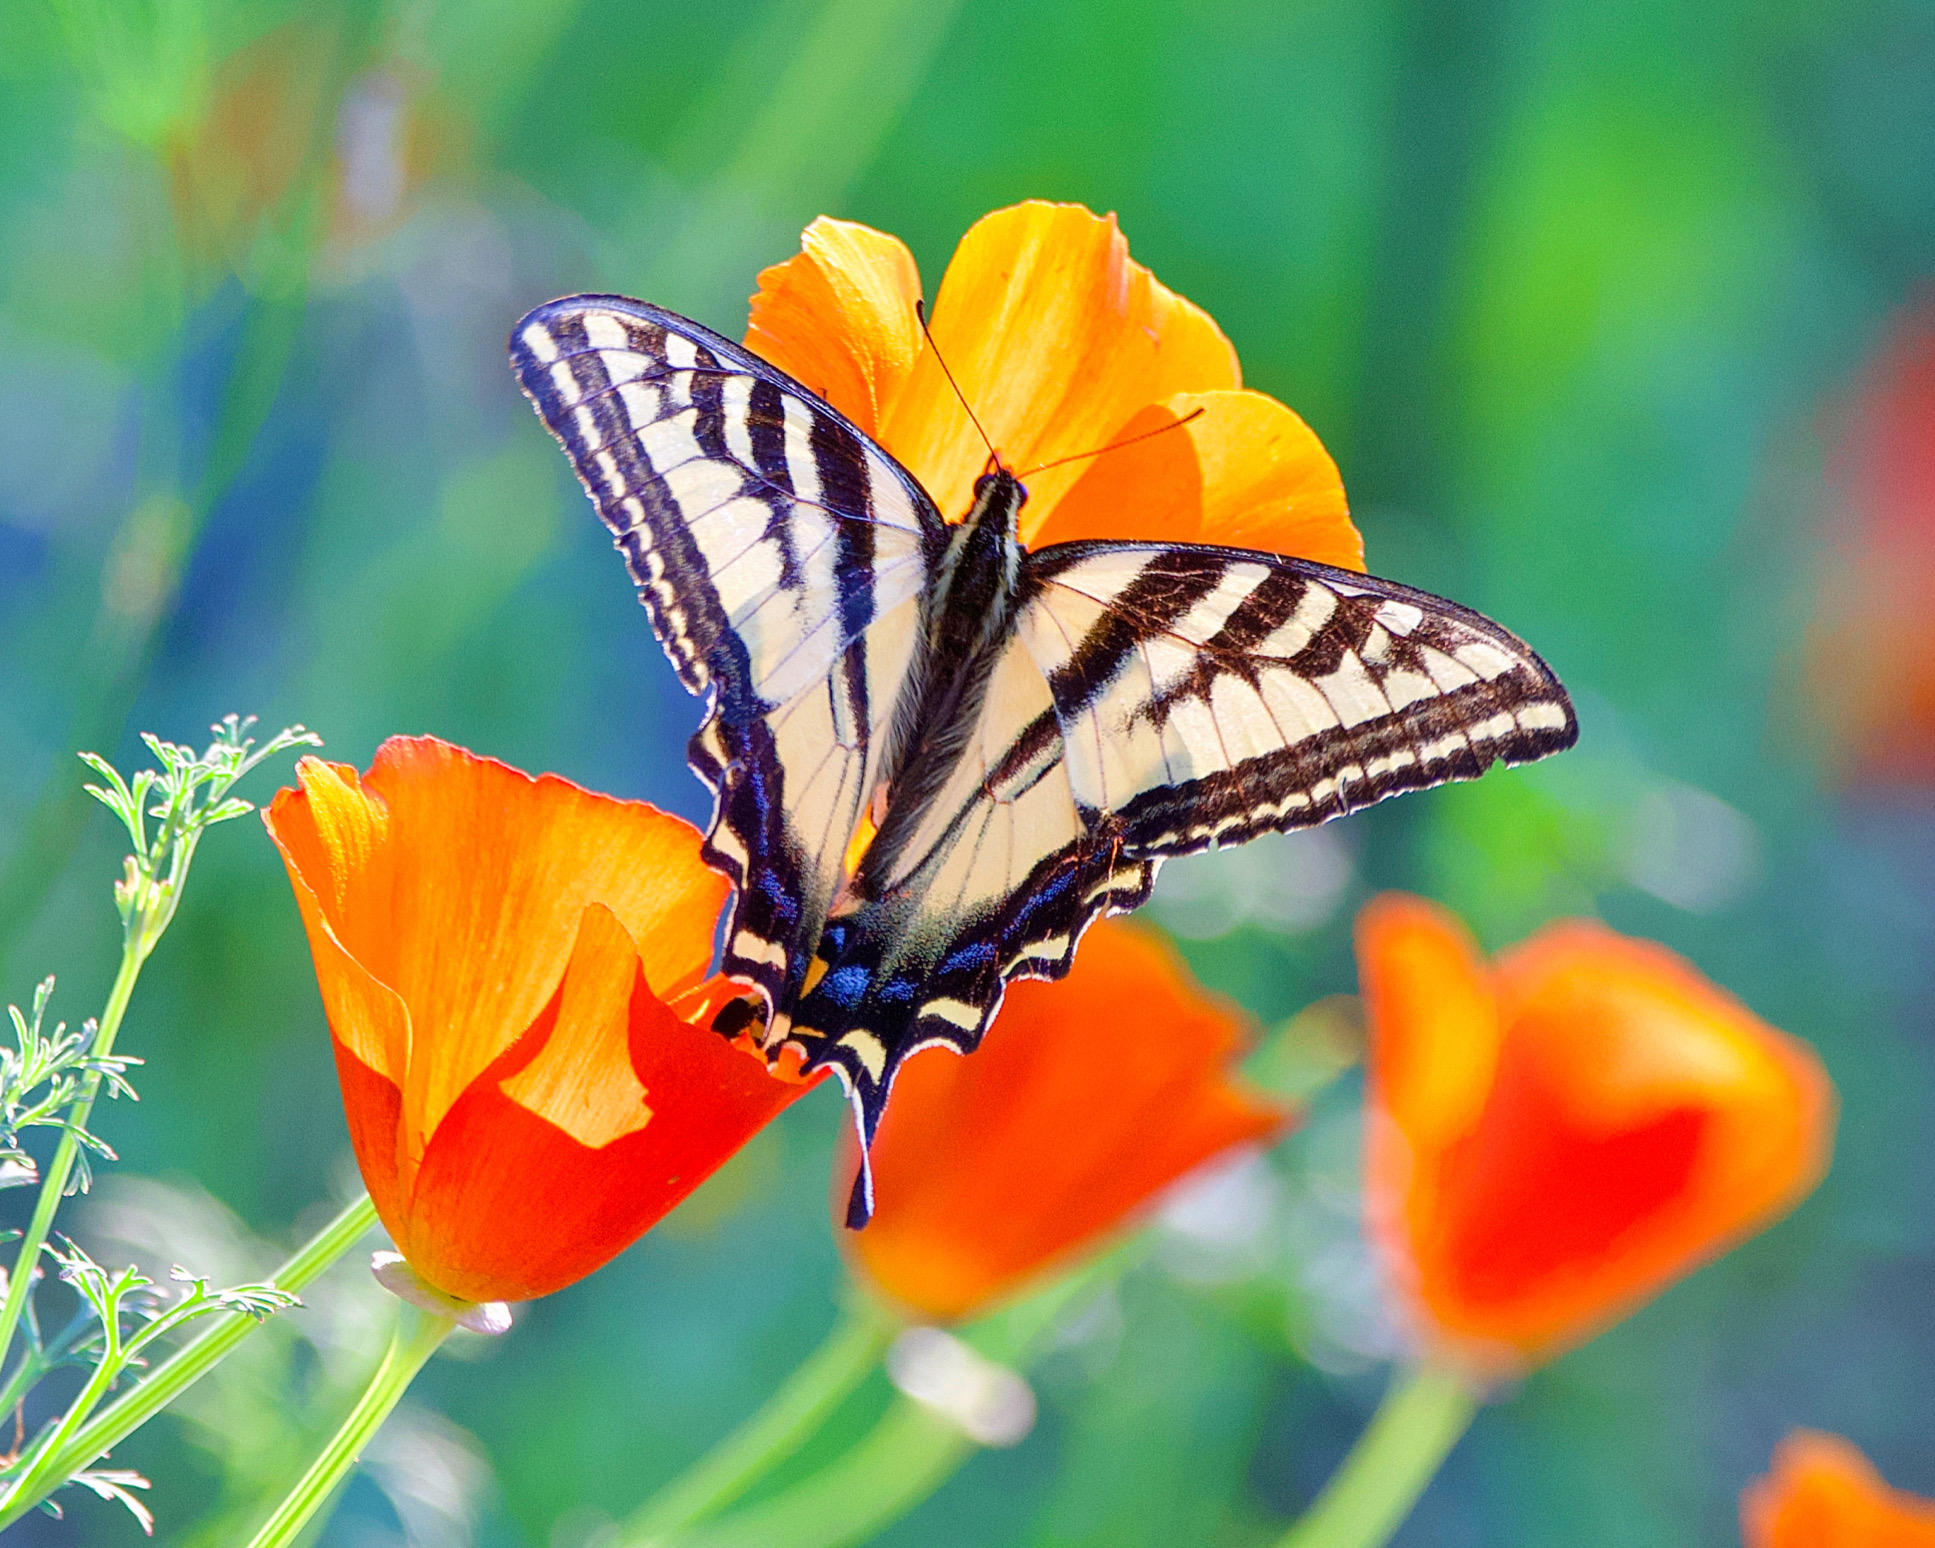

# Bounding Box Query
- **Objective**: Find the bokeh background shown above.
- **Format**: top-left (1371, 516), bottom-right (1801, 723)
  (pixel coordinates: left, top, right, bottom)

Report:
top-left (3, 0), bottom-right (1934, 1542)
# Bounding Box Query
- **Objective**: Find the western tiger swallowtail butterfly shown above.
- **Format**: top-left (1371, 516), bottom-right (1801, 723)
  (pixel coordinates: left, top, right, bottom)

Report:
top-left (511, 295), bottom-right (1577, 1224)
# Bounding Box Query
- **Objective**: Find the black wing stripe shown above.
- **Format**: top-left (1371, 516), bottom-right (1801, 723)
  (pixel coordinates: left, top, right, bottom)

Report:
top-left (1044, 547), bottom-right (1224, 712)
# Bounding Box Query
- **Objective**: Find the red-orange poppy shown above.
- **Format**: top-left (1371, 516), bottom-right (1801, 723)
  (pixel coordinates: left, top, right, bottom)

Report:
top-left (1357, 894), bottom-right (1834, 1377)
top-left (1805, 296), bottom-right (1935, 786)
top-left (264, 736), bottom-right (816, 1304)
top-left (839, 920), bottom-right (1289, 1323)
top-left (744, 202), bottom-right (1364, 569)
top-left (1742, 1431), bottom-right (1935, 1547)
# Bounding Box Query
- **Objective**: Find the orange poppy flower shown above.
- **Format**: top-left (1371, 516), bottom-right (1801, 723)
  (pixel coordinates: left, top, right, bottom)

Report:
top-left (1357, 894), bottom-right (1834, 1377)
top-left (1742, 1431), bottom-right (1935, 1547)
top-left (264, 736), bottom-right (816, 1304)
top-left (1805, 296), bottom-right (1935, 786)
top-left (744, 201), bottom-right (1363, 569)
top-left (839, 919), bottom-right (1289, 1323)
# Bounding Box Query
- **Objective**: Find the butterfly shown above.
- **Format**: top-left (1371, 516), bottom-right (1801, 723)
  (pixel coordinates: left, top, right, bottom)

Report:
top-left (511, 294), bottom-right (1578, 1224)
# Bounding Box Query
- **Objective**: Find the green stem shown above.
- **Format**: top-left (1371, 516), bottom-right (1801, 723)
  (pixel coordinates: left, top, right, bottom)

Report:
top-left (2, 1314), bottom-right (134, 1513)
top-left (0, 936), bottom-right (146, 1376)
top-left (666, 1399), bottom-right (972, 1548)
top-left (0, 1192), bottom-right (380, 1532)
top-left (621, 1299), bottom-right (897, 1541)
top-left (646, 1257), bottom-right (1131, 1548)
top-left (243, 1302), bottom-right (454, 1548)
top-left (0, 1348), bottom-right (46, 1424)
top-left (1273, 1364), bottom-right (1479, 1548)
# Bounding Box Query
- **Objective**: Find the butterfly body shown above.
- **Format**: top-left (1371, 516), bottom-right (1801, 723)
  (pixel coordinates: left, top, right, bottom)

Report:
top-left (511, 294), bottom-right (1578, 1223)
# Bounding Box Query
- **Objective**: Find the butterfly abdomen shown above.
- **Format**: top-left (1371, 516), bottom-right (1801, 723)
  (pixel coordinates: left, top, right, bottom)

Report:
top-left (852, 470), bottom-right (1030, 900)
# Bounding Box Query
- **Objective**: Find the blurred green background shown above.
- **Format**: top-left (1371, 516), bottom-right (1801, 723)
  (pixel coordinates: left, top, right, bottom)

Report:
top-left (2, 0), bottom-right (1933, 1542)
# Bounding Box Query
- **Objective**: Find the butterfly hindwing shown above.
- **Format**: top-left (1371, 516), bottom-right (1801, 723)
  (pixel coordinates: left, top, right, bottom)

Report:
top-left (510, 296), bottom-right (943, 1025)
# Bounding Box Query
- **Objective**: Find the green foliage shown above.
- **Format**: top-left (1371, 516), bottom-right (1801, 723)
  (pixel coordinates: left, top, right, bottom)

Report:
top-left (80, 717), bottom-right (321, 956)
top-left (0, 720), bottom-right (317, 1536)
top-left (0, 980), bottom-right (139, 1198)
top-left (0, 1238), bottom-right (298, 1533)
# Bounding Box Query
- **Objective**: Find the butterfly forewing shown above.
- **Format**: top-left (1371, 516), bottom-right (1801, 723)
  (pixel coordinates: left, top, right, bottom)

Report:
top-left (511, 296), bottom-right (942, 1024)
top-left (1020, 542), bottom-right (1577, 856)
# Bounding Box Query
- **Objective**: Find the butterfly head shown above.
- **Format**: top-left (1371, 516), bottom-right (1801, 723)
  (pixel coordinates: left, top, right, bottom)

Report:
top-left (970, 463), bottom-right (1029, 527)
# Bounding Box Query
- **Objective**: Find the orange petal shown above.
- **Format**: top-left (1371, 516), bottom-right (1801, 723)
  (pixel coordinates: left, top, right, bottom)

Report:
top-left (1437, 922), bottom-right (1836, 1357)
top-left (879, 201), bottom-right (1239, 529)
top-left (846, 919), bottom-right (1287, 1321)
top-left (1023, 402), bottom-right (1206, 549)
top-left (1173, 390), bottom-right (1358, 567)
top-left (266, 769), bottom-right (412, 1087)
top-left (1743, 1431), bottom-right (1935, 1547)
top-left (497, 904), bottom-right (654, 1149)
top-left (265, 738), bottom-right (727, 1167)
top-left (1357, 894), bottom-right (1502, 1154)
top-left (744, 217), bottom-right (924, 436)
top-left (1034, 390), bottom-right (1362, 569)
top-left (402, 975), bottom-right (811, 1304)
top-left (330, 1040), bottom-right (407, 1240)
top-left (1360, 898), bottom-right (1836, 1375)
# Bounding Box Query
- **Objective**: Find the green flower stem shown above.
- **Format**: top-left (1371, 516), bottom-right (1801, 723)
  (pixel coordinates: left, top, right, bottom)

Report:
top-left (0, 935), bottom-right (146, 1377)
top-left (243, 1300), bottom-right (455, 1548)
top-left (1273, 1364), bottom-right (1480, 1548)
top-left (3, 1309), bottom-right (136, 1512)
top-left (664, 1398), bottom-right (973, 1548)
top-left (646, 1253), bottom-right (1134, 1548)
top-left (0, 1191), bottom-right (380, 1533)
top-left (621, 1297), bottom-right (899, 1541)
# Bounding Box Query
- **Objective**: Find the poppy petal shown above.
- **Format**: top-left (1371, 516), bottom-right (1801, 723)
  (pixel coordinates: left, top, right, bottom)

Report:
top-left (1743, 1430), bottom-right (1935, 1546)
top-left (330, 1040), bottom-right (407, 1234)
top-left (267, 739), bottom-right (726, 1164)
top-left (1357, 894), bottom-right (1501, 1151)
top-left (847, 920), bottom-right (1286, 1321)
top-left (1473, 921), bottom-right (1835, 1319)
top-left (1360, 895), bottom-right (1836, 1373)
top-left (496, 903), bottom-right (654, 1148)
top-left (1023, 402), bottom-right (1206, 549)
top-left (879, 201), bottom-right (1240, 531)
top-left (1172, 390), bottom-right (1360, 568)
top-left (266, 771), bottom-right (412, 1087)
top-left (404, 964), bottom-right (812, 1303)
top-left (1033, 390), bottom-right (1363, 570)
top-left (745, 216), bottom-right (924, 436)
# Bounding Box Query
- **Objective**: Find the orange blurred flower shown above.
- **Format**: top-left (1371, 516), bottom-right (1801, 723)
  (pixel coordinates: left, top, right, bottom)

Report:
top-left (1357, 894), bottom-right (1834, 1377)
top-left (744, 202), bottom-right (1363, 569)
top-left (1743, 1430), bottom-right (1935, 1547)
top-left (1805, 295), bottom-right (1935, 786)
top-left (265, 737), bottom-right (815, 1304)
top-left (840, 920), bottom-right (1288, 1323)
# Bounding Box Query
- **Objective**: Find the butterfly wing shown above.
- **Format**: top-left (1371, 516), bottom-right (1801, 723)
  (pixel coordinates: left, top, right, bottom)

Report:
top-left (510, 296), bottom-right (943, 1026)
top-left (1019, 541), bottom-right (1577, 857)
top-left (794, 540), bottom-right (1575, 1189)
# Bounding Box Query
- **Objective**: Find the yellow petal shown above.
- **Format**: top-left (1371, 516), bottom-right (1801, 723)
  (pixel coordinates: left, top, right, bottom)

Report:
top-left (878, 201), bottom-right (1239, 531)
top-left (1173, 390), bottom-right (1361, 570)
top-left (1030, 390), bottom-right (1361, 568)
top-left (744, 216), bottom-right (924, 436)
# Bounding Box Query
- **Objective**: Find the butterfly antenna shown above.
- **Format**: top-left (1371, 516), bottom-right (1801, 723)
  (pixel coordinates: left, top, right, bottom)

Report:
top-left (916, 298), bottom-right (1001, 469)
top-left (1015, 407), bottom-right (1207, 479)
